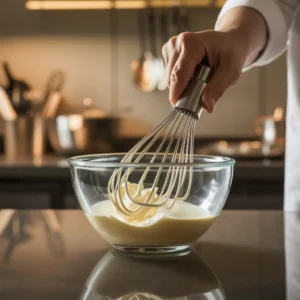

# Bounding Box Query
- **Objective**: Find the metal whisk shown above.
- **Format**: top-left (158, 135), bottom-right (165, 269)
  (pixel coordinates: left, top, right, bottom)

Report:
top-left (108, 60), bottom-right (212, 216)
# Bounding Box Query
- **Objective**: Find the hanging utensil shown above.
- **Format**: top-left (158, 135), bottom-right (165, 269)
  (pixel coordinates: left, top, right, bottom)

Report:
top-left (179, 0), bottom-right (189, 32)
top-left (131, 10), bottom-right (151, 91)
top-left (148, 1), bottom-right (162, 90)
top-left (131, 3), bottom-right (157, 92)
top-left (170, 0), bottom-right (181, 36)
top-left (148, 2), bottom-right (157, 58)
top-left (156, 11), bottom-right (168, 91)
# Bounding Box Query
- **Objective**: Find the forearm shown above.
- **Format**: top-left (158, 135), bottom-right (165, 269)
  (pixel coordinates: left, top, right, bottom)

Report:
top-left (216, 7), bottom-right (268, 67)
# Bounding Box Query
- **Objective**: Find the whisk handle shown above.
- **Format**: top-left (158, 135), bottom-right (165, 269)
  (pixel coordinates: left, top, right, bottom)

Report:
top-left (175, 60), bottom-right (213, 119)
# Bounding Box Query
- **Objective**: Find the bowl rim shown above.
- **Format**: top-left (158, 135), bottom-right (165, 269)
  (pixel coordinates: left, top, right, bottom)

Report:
top-left (68, 153), bottom-right (235, 168)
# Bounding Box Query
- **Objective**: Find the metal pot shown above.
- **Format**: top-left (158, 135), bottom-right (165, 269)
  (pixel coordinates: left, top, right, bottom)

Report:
top-left (47, 115), bottom-right (120, 155)
top-left (5, 117), bottom-right (46, 158)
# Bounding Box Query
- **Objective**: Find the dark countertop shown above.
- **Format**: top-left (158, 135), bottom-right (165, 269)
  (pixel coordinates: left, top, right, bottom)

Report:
top-left (0, 155), bottom-right (70, 179)
top-left (0, 156), bottom-right (285, 210)
top-left (0, 209), bottom-right (293, 299)
top-left (0, 155), bottom-right (284, 180)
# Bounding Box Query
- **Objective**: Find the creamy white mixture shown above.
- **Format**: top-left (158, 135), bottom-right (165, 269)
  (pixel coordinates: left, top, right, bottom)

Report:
top-left (85, 182), bottom-right (215, 246)
top-left (86, 199), bottom-right (215, 246)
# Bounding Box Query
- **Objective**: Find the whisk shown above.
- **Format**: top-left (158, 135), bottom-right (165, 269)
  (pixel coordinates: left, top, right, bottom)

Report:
top-left (108, 59), bottom-right (212, 217)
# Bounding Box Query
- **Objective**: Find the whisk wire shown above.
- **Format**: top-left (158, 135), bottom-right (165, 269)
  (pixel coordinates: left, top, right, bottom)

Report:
top-left (108, 61), bottom-right (212, 217)
top-left (122, 109), bottom-right (185, 208)
top-left (165, 112), bottom-right (194, 207)
top-left (175, 115), bottom-right (195, 201)
top-left (108, 108), bottom-right (197, 215)
top-left (108, 110), bottom-right (178, 214)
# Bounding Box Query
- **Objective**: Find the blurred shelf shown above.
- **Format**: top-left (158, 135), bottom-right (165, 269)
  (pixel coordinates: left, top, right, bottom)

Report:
top-left (0, 154), bottom-right (284, 210)
top-left (26, 0), bottom-right (225, 10)
top-left (0, 155), bottom-right (69, 179)
top-left (0, 154), bottom-right (284, 180)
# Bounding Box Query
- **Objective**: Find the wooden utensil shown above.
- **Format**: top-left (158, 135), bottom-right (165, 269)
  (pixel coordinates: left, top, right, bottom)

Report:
top-left (40, 91), bottom-right (63, 118)
top-left (0, 87), bottom-right (17, 120)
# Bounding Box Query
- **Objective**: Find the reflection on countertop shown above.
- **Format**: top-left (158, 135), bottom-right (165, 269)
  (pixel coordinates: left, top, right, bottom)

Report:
top-left (81, 250), bottom-right (225, 300)
top-left (0, 210), bottom-right (65, 263)
top-left (0, 209), bottom-right (288, 300)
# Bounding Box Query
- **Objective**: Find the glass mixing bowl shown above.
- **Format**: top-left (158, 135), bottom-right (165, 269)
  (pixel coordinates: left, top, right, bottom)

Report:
top-left (69, 153), bottom-right (235, 254)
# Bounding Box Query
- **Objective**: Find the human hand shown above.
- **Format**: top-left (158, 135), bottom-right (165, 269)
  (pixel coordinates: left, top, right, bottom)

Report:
top-left (162, 30), bottom-right (249, 113)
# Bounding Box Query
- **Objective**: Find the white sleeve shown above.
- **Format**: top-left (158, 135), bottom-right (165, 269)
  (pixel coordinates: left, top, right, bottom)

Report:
top-left (215, 0), bottom-right (298, 70)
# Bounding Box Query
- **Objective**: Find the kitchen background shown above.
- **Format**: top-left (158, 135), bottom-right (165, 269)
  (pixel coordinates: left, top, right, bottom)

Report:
top-left (0, 0), bottom-right (287, 210)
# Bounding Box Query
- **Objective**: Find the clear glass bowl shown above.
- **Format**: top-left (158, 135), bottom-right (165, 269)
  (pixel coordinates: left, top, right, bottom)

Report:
top-left (69, 153), bottom-right (235, 254)
top-left (80, 250), bottom-right (226, 300)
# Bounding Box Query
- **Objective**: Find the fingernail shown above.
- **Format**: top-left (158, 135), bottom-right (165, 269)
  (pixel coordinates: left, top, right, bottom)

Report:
top-left (205, 97), bottom-right (216, 113)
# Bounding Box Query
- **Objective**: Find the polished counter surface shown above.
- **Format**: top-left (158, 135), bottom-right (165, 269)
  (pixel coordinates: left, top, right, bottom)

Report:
top-left (0, 209), bottom-right (293, 299)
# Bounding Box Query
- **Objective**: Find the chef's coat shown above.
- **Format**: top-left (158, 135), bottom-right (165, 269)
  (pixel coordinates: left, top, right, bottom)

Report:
top-left (216, 0), bottom-right (300, 211)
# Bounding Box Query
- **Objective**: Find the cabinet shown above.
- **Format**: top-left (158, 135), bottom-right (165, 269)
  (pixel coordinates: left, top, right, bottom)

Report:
top-left (225, 179), bottom-right (283, 210)
top-left (0, 180), bottom-right (66, 209)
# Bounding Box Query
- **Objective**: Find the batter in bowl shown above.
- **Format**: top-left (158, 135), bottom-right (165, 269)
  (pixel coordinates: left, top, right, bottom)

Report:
top-left (86, 184), bottom-right (215, 246)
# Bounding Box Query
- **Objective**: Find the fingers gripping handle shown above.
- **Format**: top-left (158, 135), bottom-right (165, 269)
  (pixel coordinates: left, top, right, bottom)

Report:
top-left (175, 59), bottom-right (213, 119)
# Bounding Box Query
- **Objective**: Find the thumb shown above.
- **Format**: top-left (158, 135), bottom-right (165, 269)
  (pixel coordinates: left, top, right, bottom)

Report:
top-left (202, 61), bottom-right (240, 113)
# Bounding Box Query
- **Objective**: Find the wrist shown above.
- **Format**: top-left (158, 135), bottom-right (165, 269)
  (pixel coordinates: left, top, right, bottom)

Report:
top-left (218, 28), bottom-right (253, 61)
top-left (216, 7), bottom-right (268, 65)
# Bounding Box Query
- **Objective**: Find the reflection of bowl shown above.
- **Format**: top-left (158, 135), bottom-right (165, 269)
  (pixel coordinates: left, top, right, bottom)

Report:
top-left (80, 250), bottom-right (226, 300)
top-left (69, 154), bottom-right (235, 254)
